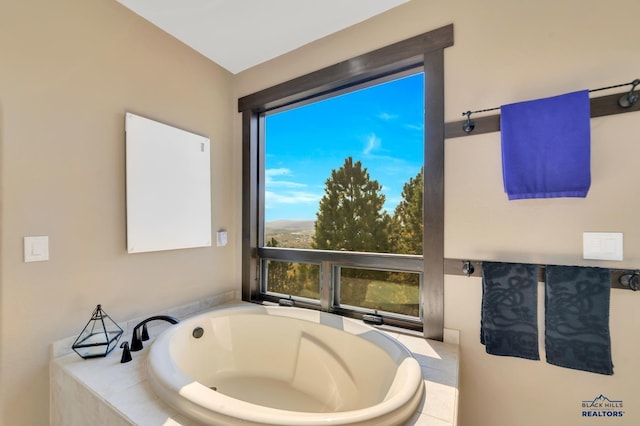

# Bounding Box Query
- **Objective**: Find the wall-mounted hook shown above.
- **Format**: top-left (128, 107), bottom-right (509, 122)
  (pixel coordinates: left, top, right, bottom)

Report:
top-left (462, 111), bottom-right (475, 133)
top-left (462, 260), bottom-right (475, 277)
top-left (617, 79), bottom-right (640, 108)
top-left (618, 270), bottom-right (639, 291)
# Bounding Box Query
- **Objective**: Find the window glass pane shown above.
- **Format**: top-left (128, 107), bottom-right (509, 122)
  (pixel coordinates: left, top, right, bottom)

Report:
top-left (264, 260), bottom-right (320, 300)
top-left (264, 73), bottom-right (424, 255)
top-left (339, 267), bottom-right (420, 317)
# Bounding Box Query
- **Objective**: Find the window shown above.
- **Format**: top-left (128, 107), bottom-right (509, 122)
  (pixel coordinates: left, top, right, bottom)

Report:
top-left (263, 73), bottom-right (424, 318)
top-left (239, 24), bottom-right (454, 338)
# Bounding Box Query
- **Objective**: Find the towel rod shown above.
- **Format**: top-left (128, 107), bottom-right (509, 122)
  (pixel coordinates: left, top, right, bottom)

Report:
top-left (444, 258), bottom-right (640, 291)
top-left (451, 78), bottom-right (640, 137)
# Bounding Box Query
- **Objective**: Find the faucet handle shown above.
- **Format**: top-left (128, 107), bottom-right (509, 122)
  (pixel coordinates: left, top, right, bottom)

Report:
top-left (130, 328), bottom-right (143, 352)
top-left (120, 341), bottom-right (132, 363)
top-left (141, 323), bottom-right (150, 341)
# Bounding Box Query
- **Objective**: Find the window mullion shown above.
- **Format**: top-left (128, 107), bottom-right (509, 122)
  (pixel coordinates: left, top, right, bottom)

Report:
top-left (320, 260), bottom-right (332, 311)
top-left (422, 48), bottom-right (445, 340)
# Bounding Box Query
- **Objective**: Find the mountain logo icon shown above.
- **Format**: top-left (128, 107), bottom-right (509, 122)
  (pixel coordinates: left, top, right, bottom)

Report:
top-left (582, 394), bottom-right (623, 408)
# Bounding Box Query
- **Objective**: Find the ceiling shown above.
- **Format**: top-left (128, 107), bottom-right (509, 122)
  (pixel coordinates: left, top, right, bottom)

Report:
top-left (116, 0), bottom-right (409, 74)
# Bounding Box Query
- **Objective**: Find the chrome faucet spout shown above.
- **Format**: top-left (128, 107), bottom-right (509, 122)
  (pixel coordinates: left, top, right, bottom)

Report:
top-left (130, 315), bottom-right (179, 352)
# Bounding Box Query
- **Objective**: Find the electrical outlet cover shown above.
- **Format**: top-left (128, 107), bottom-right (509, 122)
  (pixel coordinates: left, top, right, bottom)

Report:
top-left (583, 232), bottom-right (623, 261)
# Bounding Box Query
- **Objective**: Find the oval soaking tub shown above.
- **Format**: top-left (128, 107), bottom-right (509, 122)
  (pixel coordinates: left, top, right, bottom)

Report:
top-left (147, 304), bottom-right (424, 425)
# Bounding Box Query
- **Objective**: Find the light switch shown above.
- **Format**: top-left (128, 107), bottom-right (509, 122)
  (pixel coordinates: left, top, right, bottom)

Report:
top-left (583, 232), bottom-right (623, 261)
top-left (216, 230), bottom-right (228, 247)
top-left (24, 236), bottom-right (49, 262)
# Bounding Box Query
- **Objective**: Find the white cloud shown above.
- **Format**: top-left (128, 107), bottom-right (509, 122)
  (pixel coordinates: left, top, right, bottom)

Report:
top-left (264, 168), bottom-right (323, 210)
top-left (404, 123), bottom-right (424, 131)
top-left (265, 167), bottom-right (291, 178)
top-left (378, 112), bottom-right (399, 121)
top-left (268, 180), bottom-right (307, 188)
top-left (363, 133), bottom-right (381, 155)
top-left (265, 190), bottom-right (321, 207)
top-left (265, 167), bottom-right (306, 188)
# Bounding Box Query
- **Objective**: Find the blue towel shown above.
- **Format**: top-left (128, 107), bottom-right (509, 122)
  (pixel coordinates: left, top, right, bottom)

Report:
top-left (500, 90), bottom-right (591, 200)
top-left (545, 265), bottom-right (613, 375)
top-left (481, 262), bottom-right (540, 360)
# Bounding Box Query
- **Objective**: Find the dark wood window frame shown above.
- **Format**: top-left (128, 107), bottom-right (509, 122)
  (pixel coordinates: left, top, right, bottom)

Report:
top-left (238, 24), bottom-right (453, 340)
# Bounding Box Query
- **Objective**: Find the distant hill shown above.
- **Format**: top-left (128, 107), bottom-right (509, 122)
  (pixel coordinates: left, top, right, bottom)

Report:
top-left (266, 220), bottom-right (315, 234)
top-left (265, 220), bottom-right (315, 249)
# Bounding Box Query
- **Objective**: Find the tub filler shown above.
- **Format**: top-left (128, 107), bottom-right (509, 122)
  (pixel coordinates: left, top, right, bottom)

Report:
top-left (147, 304), bottom-right (425, 425)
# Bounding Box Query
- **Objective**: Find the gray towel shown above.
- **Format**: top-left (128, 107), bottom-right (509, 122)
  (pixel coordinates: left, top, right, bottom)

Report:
top-left (481, 262), bottom-right (540, 360)
top-left (545, 265), bottom-right (613, 375)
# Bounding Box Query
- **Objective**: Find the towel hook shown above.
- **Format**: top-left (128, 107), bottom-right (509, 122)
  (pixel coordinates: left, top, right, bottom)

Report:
top-left (617, 79), bottom-right (640, 108)
top-left (618, 270), bottom-right (639, 291)
top-left (462, 111), bottom-right (475, 133)
top-left (462, 260), bottom-right (475, 277)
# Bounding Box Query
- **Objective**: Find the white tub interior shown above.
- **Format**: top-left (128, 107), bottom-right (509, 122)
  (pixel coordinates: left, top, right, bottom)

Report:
top-left (147, 304), bottom-right (424, 425)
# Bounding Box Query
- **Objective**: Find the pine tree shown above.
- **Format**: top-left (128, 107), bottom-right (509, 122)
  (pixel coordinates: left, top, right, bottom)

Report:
top-left (266, 237), bottom-right (320, 299)
top-left (390, 167), bottom-right (423, 255)
top-left (312, 157), bottom-right (391, 252)
top-left (387, 167), bottom-right (423, 288)
top-left (265, 237), bottom-right (296, 294)
top-left (312, 157), bottom-right (391, 305)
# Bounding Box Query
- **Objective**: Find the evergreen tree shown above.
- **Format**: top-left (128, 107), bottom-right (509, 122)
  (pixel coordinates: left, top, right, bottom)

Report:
top-left (312, 157), bottom-right (391, 252)
top-left (387, 167), bottom-right (423, 288)
top-left (266, 237), bottom-right (320, 299)
top-left (312, 157), bottom-right (391, 305)
top-left (390, 167), bottom-right (423, 255)
top-left (265, 237), bottom-right (296, 294)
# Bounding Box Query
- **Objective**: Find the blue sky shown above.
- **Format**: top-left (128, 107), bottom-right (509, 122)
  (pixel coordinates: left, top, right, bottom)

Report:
top-left (264, 72), bottom-right (424, 222)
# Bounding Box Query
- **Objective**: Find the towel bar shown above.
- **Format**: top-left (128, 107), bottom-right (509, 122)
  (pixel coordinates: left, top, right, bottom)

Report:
top-left (446, 78), bottom-right (640, 139)
top-left (444, 258), bottom-right (639, 291)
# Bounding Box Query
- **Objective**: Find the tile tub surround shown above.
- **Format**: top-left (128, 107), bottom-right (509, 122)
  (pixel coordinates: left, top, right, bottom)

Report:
top-left (51, 301), bottom-right (459, 426)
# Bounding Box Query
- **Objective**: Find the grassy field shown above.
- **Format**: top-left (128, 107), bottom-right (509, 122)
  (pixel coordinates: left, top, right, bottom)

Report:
top-left (341, 277), bottom-right (420, 317)
top-left (265, 221), bottom-right (420, 317)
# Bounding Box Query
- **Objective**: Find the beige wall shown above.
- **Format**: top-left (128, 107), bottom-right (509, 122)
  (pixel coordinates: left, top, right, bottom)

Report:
top-left (2, 0), bottom-right (639, 425)
top-left (236, 1), bottom-right (640, 425)
top-left (0, 1), bottom-right (238, 425)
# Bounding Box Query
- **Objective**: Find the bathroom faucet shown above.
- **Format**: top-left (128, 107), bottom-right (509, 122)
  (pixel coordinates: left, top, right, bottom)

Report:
top-left (130, 315), bottom-right (179, 352)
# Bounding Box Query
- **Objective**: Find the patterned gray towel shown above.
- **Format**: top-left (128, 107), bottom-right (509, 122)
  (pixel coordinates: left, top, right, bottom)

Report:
top-left (481, 262), bottom-right (540, 360)
top-left (545, 265), bottom-right (613, 375)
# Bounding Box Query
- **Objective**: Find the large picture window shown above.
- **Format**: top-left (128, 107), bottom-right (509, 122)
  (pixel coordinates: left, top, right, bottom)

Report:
top-left (264, 73), bottom-right (424, 318)
top-left (239, 24), bottom-right (453, 337)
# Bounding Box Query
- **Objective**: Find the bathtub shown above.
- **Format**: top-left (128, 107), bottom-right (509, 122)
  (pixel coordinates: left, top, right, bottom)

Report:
top-left (147, 304), bottom-right (424, 425)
